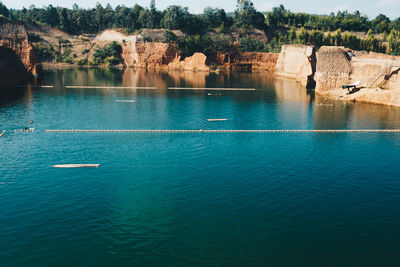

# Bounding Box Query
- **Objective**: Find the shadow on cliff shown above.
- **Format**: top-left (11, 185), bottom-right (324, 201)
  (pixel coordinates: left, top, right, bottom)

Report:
top-left (0, 47), bottom-right (32, 105)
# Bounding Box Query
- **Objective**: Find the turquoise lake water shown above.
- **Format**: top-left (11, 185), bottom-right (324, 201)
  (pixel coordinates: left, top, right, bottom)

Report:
top-left (1, 68), bottom-right (400, 266)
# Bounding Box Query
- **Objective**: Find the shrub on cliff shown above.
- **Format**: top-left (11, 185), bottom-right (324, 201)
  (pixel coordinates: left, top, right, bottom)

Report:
top-left (33, 43), bottom-right (59, 62)
top-left (177, 35), bottom-right (214, 58)
top-left (239, 37), bottom-right (269, 52)
top-left (162, 30), bottom-right (177, 43)
top-left (77, 58), bottom-right (88, 65)
top-left (92, 42), bottom-right (122, 65)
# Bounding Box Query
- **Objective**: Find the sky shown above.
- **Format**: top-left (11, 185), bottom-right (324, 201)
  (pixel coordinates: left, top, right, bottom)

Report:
top-left (1, 0), bottom-right (399, 19)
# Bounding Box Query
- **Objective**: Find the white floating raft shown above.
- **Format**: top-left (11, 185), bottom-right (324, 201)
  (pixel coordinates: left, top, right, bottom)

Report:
top-left (116, 100), bottom-right (136, 103)
top-left (66, 86), bottom-right (156, 89)
top-left (207, 119), bottom-right (229, 122)
top-left (14, 85), bottom-right (54, 88)
top-left (168, 87), bottom-right (255, 91)
top-left (53, 164), bottom-right (100, 168)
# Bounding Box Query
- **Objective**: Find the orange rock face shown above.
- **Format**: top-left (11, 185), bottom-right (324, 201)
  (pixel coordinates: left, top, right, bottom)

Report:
top-left (132, 42), bottom-right (178, 69)
top-left (168, 53), bottom-right (210, 72)
top-left (217, 52), bottom-right (278, 72)
top-left (121, 41), bottom-right (278, 73)
top-left (0, 18), bottom-right (41, 77)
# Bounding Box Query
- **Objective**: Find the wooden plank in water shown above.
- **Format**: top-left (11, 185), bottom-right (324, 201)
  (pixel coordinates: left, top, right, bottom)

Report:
top-left (66, 86), bottom-right (156, 89)
top-left (53, 164), bottom-right (100, 168)
top-left (14, 85), bottom-right (54, 88)
top-left (207, 119), bottom-right (229, 122)
top-left (168, 87), bottom-right (256, 91)
top-left (116, 100), bottom-right (136, 103)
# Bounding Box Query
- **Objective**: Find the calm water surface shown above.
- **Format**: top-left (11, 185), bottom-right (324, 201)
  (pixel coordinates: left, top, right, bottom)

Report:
top-left (1, 68), bottom-right (400, 266)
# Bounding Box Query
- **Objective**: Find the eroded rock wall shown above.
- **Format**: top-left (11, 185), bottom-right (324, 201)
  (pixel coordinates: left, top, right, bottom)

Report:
top-left (314, 46), bottom-right (352, 93)
top-left (315, 47), bottom-right (400, 93)
top-left (132, 42), bottom-right (178, 69)
top-left (275, 44), bottom-right (316, 88)
top-left (0, 18), bottom-right (40, 78)
top-left (216, 52), bottom-right (278, 72)
top-left (0, 47), bottom-right (31, 87)
top-left (168, 53), bottom-right (210, 72)
top-left (315, 47), bottom-right (400, 106)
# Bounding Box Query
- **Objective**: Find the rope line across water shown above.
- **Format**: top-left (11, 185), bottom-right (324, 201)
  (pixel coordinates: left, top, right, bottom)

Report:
top-left (44, 129), bottom-right (400, 133)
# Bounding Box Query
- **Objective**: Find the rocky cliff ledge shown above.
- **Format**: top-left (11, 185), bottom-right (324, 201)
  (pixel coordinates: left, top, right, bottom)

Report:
top-left (275, 44), bottom-right (316, 88)
top-left (215, 52), bottom-right (278, 72)
top-left (0, 18), bottom-right (40, 83)
top-left (121, 40), bottom-right (277, 73)
top-left (315, 46), bottom-right (400, 106)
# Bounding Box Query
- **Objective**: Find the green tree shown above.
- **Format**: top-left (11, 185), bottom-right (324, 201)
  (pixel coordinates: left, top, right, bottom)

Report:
top-left (234, 0), bottom-right (265, 29)
top-left (161, 5), bottom-right (192, 31)
top-left (202, 7), bottom-right (227, 28)
top-left (0, 1), bottom-right (9, 18)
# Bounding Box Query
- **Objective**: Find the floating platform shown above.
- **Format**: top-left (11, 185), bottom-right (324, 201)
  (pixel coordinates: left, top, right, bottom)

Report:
top-left (53, 164), bottom-right (100, 168)
top-left (168, 87), bottom-right (255, 91)
top-left (116, 100), bottom-right (136, 103)
top-left (207, 119), bottom-right (228, 121)
top-left (66, 86), bottom-right (156, 89)
top-left (14, 85), bottom-right (54, 88)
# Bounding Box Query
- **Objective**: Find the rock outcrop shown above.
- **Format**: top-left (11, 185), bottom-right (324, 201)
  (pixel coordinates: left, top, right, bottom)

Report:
top-left (216, 52), bottom-right (278, 72)
top-left (314, 46), bottom-right (352, 93)
top-left (168, 53), bottom-right (210, 72)
top-left (0, 18), bottom-right (40, 79)
top-left (0, 47), bottom-right (31, 87)
top-left (132, 42), bottom-right (178, 69)
top-left (315, 46), bottom-right (400, 106)
top-left (275, 44), bottom-right (316, 88)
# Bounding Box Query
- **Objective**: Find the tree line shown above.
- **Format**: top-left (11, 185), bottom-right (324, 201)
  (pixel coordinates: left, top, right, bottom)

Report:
top-left (2, 1), bottom-right (265, 35)
top-left (266, 5), bottom-right (400, 34)
top-left (1, 1), bottom-right (399, 56)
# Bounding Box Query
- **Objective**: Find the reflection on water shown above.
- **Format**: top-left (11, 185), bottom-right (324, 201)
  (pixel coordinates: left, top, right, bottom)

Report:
top-left (2, 68), bottom-right (400, 266)
top-left (3, 67), bottom-right (400, 131)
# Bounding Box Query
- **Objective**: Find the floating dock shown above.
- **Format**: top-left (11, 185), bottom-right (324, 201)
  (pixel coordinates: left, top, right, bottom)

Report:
top-left (168, 87), bottom-right (256, 91)
top-left (66, 86), bottom-right (156, 89)
top-left (116, 100), bottom-right (136, 103)
top-left (14, 85), bottom-right (54, 88)
top-left (53, 164), bottom-right (100, 168)
top-left (207, 119), bottom-right (229, 122)
top-left (66, 86), bottom-right (256, 91)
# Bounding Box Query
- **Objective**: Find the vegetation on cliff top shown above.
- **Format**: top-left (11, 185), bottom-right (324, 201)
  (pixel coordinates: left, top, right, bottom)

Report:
top-left (1, 0), bottom-right (400, 56)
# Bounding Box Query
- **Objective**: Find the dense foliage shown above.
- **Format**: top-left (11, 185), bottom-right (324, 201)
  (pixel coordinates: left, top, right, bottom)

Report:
top-left (1, 1), bottom-right (399, 55)
top-left (92, 41), bottom-right (122, 65)
top-left (265, 5), bottom-right (400, 34)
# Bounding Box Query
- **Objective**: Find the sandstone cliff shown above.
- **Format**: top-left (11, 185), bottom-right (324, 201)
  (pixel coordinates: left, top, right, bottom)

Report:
top-left (216, 52), bottom-right (278, 72)
top-left (275, 44), bottom-right (316, 88)
top-left (314, 46), bottom-right (352, 93)
top-left (168, 53), bottom-right (210, 72)
top-left (315, 46), bottom-right (400, 106)
top-left (0, 47), bottom-right (30, 87)
top-left (0, 18), bottom-right (40, 78)
top-left (132, 42), bottom-right (178, 69)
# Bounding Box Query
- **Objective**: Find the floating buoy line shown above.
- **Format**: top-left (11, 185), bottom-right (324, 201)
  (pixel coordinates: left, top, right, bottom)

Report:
top-left (4, 128), bottom-right (400, 135)
top-left (43, 129), bottom-right (400, 134)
